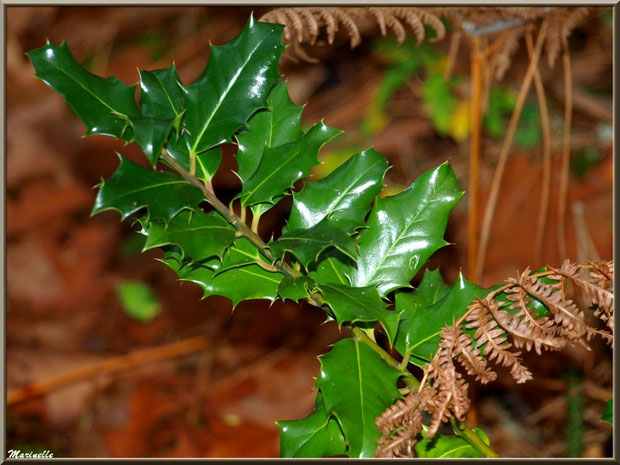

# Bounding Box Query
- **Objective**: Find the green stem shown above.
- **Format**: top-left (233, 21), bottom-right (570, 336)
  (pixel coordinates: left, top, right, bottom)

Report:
top-left (251, 209), bottom-right (261, 233)
top-left (351, 327), bottom-right (419, 390)
top-left (450, 418), bottom-right (500, 458)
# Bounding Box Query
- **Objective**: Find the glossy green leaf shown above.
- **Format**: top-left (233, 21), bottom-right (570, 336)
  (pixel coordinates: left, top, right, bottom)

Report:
top-left (143, 210), bottom-right (235, 262)
top-left (165, 143), bottom-right (223, 183)
top-left (196, 148), bottom-right (223, 182)
top-left (352, 162), bottom-right (462, 296)
top-left (415, 429), bottom-right (490, 458)
top-left (309, 250), bottom-right (355, 286)
top-left (278, 276), bottom-right (315, 302)
top-left (130, 117), bottom-right (176, 166)
top-left (395, 273), bottom-right (489, 365)
top-left (240, 122), bottom-right (342, 206)
top-left (92, 155), bottom-right (204, 223)
top-left (278, 391), bottom-right (346, 458)
top-left (319, 283), bottom-right (399, 344)
top-left (316, 338), bottom-right (402, 458)
top-left (116, 280), bottom-right (161, 323)
top-left (269, 219), bottom-right (356, 269)
top-left (287, 149), bottom-right (389, 233)
top-left (178, 262), bottom-right (282, 307)
top-left (181, 16), bottom-right (285, 156)
top-left (138, 66), bottom-right (184, 120)
top-left (27, 41), bottom-right (140, 139)
top-left (236, 82), bottom-right (304, 183)
top-left (208, 237), bottom-right (265, 274)
top-left (394, 268), bottom-right (450, 319)
top-left (602, 399), bottom-right (613, 424)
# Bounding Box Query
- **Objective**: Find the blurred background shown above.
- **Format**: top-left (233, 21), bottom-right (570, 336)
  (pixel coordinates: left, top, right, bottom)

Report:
top-left (5, 6), bottom-right (613, 458)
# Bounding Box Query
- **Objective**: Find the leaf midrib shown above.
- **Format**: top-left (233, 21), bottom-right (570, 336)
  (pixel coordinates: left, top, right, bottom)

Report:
top-left (438, 444), bottom-right (472, 458)
top-left (161, 224), bottom-right (231, 236)
top-left (236, 266), bottom-right (281, 283)
top-left (354, 341), bottom-right (366, 456)
top-left (49, 55), bottom-right (133, 120)
top-left (153, 72), bottom-right (181, 117)
top-left (244, 138), bottom-right (314, 203)
top-left (110, 180), bottom-right (190, 200)
top-left (190, 34), bottom-right (270, 154)
top-left (291, 420), bottom-right (329, 457)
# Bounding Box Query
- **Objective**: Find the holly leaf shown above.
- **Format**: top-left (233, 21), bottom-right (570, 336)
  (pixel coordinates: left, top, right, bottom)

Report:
top-left (269, 219), bottom-right (356, 269)
top-left (319, 283), bottom-right (399, 344)
top-left (352, 162), bottom-right (462, 297)
top-left (395, 273), bottom-right (489, 365)
top-left (165, 143), bottom-right (223, 183)
top-left (395, 268), bottom-right (451, 316)
top-left (181, 16), bottom-right (285, 157)
top-left (178, 262), bottom-right (282, 307)
top-left (316, 338), bottom-right (402, 458)
top-left (27, 41), bottom-right (140, 139)
top-left (603, 399), bottom-right (613, 424)
top-left (196, 148), bottom-right (223, 183)
top-left (278, 276), bottom-right (315, 302)
top-left (240, 122), bottom-right (342, 206)
top-left (277, 391), bottom-right (346, 458)
top-left (287, 149), bottom-right (389, 233)
top-left (143, 210), bottom-right (235, 262)
top-left (92, 155), bottom-right (204, 224)
top-left (236, 81), bottom-right (304, 184)
top-left (308, 250), bottom-right (355, 286)
top-left (207, 237), bottom-right (265, 274)
top-left (130, 117), bottom-right (176, 166)
top-left (138, 65), bottom-right (184, 120)
top-left (415, 429), bottom-right (490, 458)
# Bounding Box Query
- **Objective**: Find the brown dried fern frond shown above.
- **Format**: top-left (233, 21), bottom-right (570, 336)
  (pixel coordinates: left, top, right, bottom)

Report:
top-left (465, 298), bottom-right (533, 384)
top-left (511, 268), bottom-right (588, 339)
top-left (425, 326), bottom-right (470, 437)
top-left (375, 389), bottom-right (426, 457)
top-left (543, 6), bottom-right (590, 67)
top-left (494, 25), bottom-right (526, 79)
top-left (375, 260), bottom-right (613, 457)
top-left (259, 7), bottom-right (445, 61)
top-left (444, 7), bottom-right (590, 75)
top-left (550, 259), bottom-right (614, 332)
top-left (504, 286), bottom-right (565, 354)
top-left (454, 323), bottom-right (497, 383)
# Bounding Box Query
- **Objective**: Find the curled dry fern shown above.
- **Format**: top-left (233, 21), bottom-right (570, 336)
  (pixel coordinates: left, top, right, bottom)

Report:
top-left (376, 260), bottom-right (613, 458)
top-left (262, 6), bottom-right (591, 79)
top-left (259, 7), bottom-right (445, 61)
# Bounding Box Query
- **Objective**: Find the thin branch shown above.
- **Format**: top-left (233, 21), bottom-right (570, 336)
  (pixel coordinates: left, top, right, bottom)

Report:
top-left (557, 38), bottom-right (573, 260)
top-left (7, 335), bottom-right (210, 406)
top-left (451, 418), bottom-right (501, 458)
top-left (475, 23), bottom-right (548, 282)
top-left (251, 209), bottom-right (261, 234)
top-left (467, 36), bottom-right (484, 279)
top-left (526, 31), bottom-right (552, 265)
top-left (443, 31), bottom-right (461, 82)
top-left (351, 326), bottom-right (419, 390)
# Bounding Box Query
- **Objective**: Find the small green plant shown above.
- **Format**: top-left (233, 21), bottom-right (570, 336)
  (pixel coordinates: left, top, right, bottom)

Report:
top-left (27, 15), bottom-right (613, 459)
top-left (116, 280), bottom-right (161, 323)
